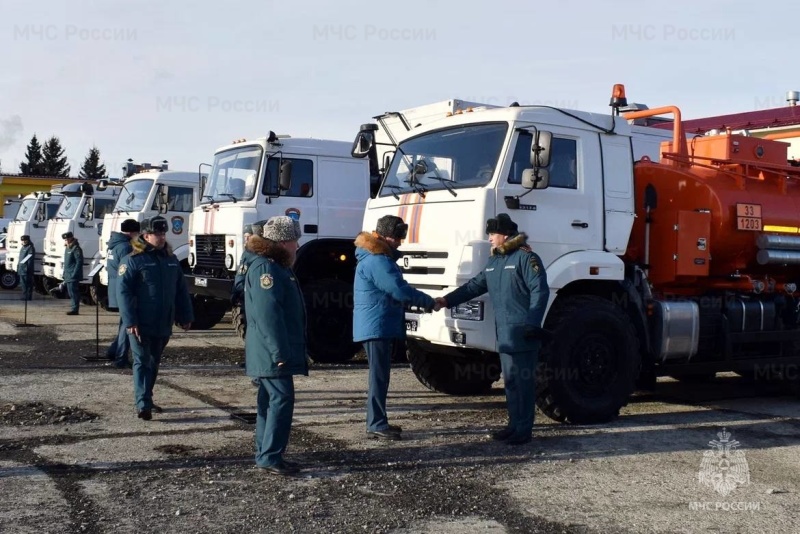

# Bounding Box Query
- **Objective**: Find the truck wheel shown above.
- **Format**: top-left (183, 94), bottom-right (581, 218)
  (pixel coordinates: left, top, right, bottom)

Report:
top-left (190, 296), bottom-right (229, 330)
top-left (407, 340), bottom-right (500, 395)
top-left (42, 277), bottom-right (66, 298)
top-left (0, 269), bottom-right (19, 290)
top-left (231, 305), bottom-right (246, 342)
top-left (536, 295), bottom-right (639, 424)
top-left (303, 278), bottom-right (359, 363)
top-left (34, 276), bottom-right (48, 295)
top-left (391, 340), bottom-right (408, 363)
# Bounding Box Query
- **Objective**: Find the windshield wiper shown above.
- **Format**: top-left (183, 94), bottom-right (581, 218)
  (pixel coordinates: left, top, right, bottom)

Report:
top-left (201, 195), bottom-right (214, 201)
top-left (218, 193), bottom-right (238, 203)
top-left (418, 174), bottom-right (457, 197)
top-left (381, 184), bottom-right (403, 200)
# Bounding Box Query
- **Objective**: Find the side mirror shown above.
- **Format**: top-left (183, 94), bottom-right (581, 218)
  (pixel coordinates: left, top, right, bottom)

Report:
top-left (351, 124), bottom-right (378, 158)
top-left (159, 191), bottom-right (169, 214)
top-left (96, 180), bottom-right (108, 191)
top-left (530, 130), bottom-right (553, 168)
top-left (521, 168), bottom-right (550, 190)
top-left (85, 197), bottom-right (95, 220)
top-left (80, 181), bottom-right (94, 195)
top-left (279, 160), bottom-right (293, 191)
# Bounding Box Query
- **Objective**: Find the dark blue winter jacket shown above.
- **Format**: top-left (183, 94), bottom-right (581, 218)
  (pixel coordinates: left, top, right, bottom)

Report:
top-left (244, 236), bottom-right (308, 378)
top-left (118, 238), bottom-right (194, 337)
top-left (444, 233), bottom-right (549, 353)
top-left (105, 231), bottom-right (133, 309)
top-left (352, 232), bottom-right (435, 342)
top-left (63, 240), bottom-right (84, 282)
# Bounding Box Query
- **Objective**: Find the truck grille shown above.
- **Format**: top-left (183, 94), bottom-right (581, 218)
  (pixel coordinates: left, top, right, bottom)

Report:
top-left (195, 234), bottom-right (226, 269)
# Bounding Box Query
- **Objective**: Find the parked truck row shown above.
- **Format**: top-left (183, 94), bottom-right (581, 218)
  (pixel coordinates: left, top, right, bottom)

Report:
top-left (6, 87), bottom-right (800, 426)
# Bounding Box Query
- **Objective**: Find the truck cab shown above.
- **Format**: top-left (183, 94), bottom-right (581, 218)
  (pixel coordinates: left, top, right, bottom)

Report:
top-left (94, 168), bottom-right (198, 307)
top-left (186, 133), bottom-right (370, 360)
top-left (42, 182), bottom-right (120, 295)
top-left (4, 188), bottom-right (64, 294)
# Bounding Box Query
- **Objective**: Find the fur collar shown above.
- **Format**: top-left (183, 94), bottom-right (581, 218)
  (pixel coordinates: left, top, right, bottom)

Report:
top-left (246, 235), bottom-right (292, 268)
top-left (354, 231), bottom-right (394, 257)
top-left (131, 237), bottom-right (174, 256)
top-left (492, 232), bottom-right (529, 256)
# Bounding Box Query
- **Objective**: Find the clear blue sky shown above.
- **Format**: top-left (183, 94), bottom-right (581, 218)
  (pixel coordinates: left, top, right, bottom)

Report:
top-left (0, 0), bottom-right (795, 177)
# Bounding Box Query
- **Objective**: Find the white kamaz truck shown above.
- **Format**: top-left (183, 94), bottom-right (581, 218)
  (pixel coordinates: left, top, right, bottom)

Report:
top-left (185, 133), bottom-right (372, 358)
top-left (351, 88), bottom-right (691, 424)
top-left (94, 166), bottom-right (198, 308)
top-left (4, 188), bottom-right (64, 294)
top-left (41, 182), bottom-right (121, 297)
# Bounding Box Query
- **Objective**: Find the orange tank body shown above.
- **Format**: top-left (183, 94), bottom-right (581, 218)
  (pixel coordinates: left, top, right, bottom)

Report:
top-left (625, 132), bottom-right (800, 294)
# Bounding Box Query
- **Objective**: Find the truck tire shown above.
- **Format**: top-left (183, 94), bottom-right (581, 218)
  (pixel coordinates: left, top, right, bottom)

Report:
top-left (407, 339), bottom-right (500, 395)
top-left (0, 269), bottom-right (19, 290)
top-left (303, 278), bottom-right (359, 363)
top-left (190, 296), bottom-right (229, 330)
top-left (34, 276), bottom-right (48, 295)
top-left (536, 295), bottom-right (639, 424)
top-left (42, 277), bottom-right (67, 299)
top-left (232, 305), bottom-right (246, 342)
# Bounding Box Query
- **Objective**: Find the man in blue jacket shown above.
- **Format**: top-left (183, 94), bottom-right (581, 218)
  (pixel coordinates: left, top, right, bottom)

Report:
top-left (105, 219), bottom-right (140, 368)
top-left (437, 214), bottom-right (550, 445)
top-left (118, 216), bottom-right (194, 421)
top-left (353, 215), bottom-right (438, 441)
top-left (244, 216), bottom-right (306, 475)
top-left (17, 235), bottom-right (35, 301)
top-left (62, 232), bottom-right (84, 315)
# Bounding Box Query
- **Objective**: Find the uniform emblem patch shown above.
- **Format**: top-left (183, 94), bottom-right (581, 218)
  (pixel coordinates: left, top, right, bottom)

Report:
top-left (260, 273), bottom-right (273, 289)
top-left (118, 264), bottom-right (127, 276)
top-left (530, 256), bottom-right (540, 273)
top-left (238, 264), bottom-right (248, 275)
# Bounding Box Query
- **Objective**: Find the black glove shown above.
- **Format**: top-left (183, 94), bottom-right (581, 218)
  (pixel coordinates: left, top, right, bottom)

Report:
top-left (524, 326), bottom-right (553, 342)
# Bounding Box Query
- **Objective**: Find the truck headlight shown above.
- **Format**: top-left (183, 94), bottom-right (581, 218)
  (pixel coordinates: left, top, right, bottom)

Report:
top-left (189, 253), bottom-right (195, 267)
top-left (225, 254), bottom-right (235, 269)
top-left (450, 300), bottom-right (484, 321)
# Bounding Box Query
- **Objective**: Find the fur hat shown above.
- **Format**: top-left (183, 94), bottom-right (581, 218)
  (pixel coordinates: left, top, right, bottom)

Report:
top-left (61, 232), bottom-right (74, 240)
top-left (21, 234), bottom-right (30, 241)
top-left (243, 224), bottom-right (253, 235)
top-left (120, 219), bottom-right (140, 233)
top-left (375, 215), bottom-right (408, 240)
top-left (486, 213), bottom-right (518, 236)
top-left (141, 216), bottom-right (168, 234)
top-left (251, 220), bottom-right (268, 238)
top-left (263, 216), bottom-right (301, 242)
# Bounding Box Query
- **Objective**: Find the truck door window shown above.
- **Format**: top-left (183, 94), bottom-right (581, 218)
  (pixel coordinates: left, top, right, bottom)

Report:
top-left (262, 158), bottom-right (314, 197)
top-left (94, 199), bottom-right (115, 219)
top-left (167, 186), bottom-right (194, 212)
top-left (508, 133), bottom-right (578, 189)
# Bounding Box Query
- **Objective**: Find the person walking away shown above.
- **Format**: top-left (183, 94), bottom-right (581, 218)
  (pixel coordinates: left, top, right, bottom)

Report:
top-left (105, 219), bottom-right (141, 368)
top-left (17, 234), bottom-right (35, 301)
top-left (244, 216), bottom-right (307, 475)
top-left (61, 232), bottom-right (84, 315)
top-left (353, 215), bottom-right (438, 441)
top-left (436, 213), bottom-right (550, 445)
top-left (117, 216), bottom-right (193, 420)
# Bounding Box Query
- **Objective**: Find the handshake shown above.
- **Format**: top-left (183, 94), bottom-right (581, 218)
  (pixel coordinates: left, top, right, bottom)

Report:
top-left (430, 297), bottom-right (448, 313)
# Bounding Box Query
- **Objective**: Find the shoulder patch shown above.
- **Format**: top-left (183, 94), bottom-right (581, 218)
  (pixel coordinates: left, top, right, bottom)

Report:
top-left (529, 255), bottom-right (541, 273)
top-left (238, 264), bottom-right (248, 275)
top-left (260, 273), bottom-right (274, 289)
top-left (118, 264), bottom-right (127, 276)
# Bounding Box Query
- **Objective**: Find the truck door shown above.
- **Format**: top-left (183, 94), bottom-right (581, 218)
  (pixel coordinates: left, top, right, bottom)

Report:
top-left (496, 127), bottom-right (603, 267)
top-left (263, 156), bottom-right (317, 245)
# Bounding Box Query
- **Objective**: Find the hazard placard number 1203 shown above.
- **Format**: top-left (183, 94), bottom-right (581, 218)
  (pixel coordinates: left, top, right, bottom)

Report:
top-left (736, 203), bottom-right (762, 231)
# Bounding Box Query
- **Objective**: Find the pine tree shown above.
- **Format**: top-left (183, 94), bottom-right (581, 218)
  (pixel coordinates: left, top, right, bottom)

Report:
top-left (19, 134), bottom-right (45, 175)
top-left (41, 136), bottom-right (71, 177)
top-left (79, 146), bottom-right (108, 180)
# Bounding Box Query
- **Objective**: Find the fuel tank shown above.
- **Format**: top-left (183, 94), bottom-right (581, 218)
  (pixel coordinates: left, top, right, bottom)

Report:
top-left (625, 132), bottom-right (800, 290)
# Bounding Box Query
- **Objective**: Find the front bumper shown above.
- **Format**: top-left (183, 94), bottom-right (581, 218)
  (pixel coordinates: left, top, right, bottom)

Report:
top-left (184, 274), bottom-right (233, 300)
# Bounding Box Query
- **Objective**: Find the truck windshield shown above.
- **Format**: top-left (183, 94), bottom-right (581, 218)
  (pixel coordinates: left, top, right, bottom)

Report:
top-left (56, 194), bottom-right (83, 219)
top-left (14, 199), bottom-right (38, 221)
top-left (202, 146), bottom-right (262, 204)
top-left (380, 123), bottom-right (508, 197)
top-left (113, 179), bottom-right (152, 212)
